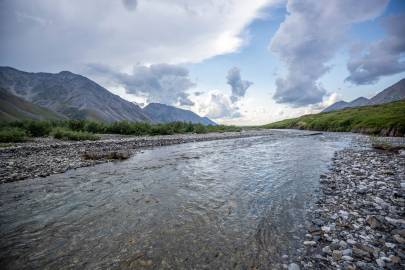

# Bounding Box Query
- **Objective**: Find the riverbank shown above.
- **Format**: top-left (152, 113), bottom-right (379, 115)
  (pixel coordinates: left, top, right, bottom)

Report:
top-left (290, 148), bottom-right (405, 269)
top-left (0, 130), bottom-right (274, 183)
top-left (263, 100), bottom-right (405, 137)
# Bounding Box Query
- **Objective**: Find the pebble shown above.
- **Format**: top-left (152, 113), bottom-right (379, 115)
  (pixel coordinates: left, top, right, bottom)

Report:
top-left (288, 263), bottom-right (300, 270)
top-left (294, 147), bottom-right (405, 269)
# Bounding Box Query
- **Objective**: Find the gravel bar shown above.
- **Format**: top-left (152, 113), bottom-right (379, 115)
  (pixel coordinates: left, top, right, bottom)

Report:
top-left (0, 130), bottom-right (274, 183)
top-left (288, 148), bottom-right (405, 270)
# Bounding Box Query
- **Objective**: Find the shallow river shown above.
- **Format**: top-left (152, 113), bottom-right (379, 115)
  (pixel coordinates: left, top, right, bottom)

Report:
top-left (0, 131), bottom-right (357, 269)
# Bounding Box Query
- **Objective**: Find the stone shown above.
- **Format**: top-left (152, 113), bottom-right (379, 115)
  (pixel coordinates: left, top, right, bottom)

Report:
top-left (365, 215), bottom-right (381, 229)
top-left (388, 255), bottom-right (400, 264)
top-left (322, 246), bottom-right (332, 255)
top-left (375, 258), bottom-right (385, 268)
top-left (342, 249), bottom-right (352, 256)
top-left (288, 263), bottom-right (300, 270)
top-left (303, 241), bottom-right (316, 246)
top-left (393, 234), bottom-right (405, 244)
top-left (342, 256), bottom-right (353, 261)
top-left (332, 250), bottom-right (342, 261)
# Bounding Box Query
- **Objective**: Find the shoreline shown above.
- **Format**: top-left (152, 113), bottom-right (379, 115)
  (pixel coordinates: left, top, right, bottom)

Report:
top-left (0, 129), bottom-right (274, 184)
top-left (290, 148), bottom-right (405, 269)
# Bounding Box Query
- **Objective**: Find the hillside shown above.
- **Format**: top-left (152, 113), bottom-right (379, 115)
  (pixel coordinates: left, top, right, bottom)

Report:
top-left (264, 100), bottom-right (405, 137)
top-left (0, 88), bottom-right (64, 121)
top-left (0, 67), bottom-right (150, 122)
top-left (143, 103), bottom-right (216, 125)
top-left (323, 79), bottom-right (405, 112)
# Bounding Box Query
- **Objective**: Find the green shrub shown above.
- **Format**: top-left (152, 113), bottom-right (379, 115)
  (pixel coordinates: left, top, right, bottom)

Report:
top-left (22, 120), bottom-right (52, 137)
top-left (52, 127), bottom-right (100, 141)
top-left (84, 121), bottom-right (106, 133)
top-left (0, 127), bottom-right (27, 142)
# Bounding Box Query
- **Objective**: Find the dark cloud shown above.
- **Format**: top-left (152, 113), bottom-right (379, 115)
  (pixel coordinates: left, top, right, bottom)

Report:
top-left (346, 14), bottom-right (405, 85)
top-left (226, 67), bottom-right (253, 103)
top-left (194, 91), bottom-right (204, 96)
top-left (89, 63), bottom-right (195, 106)
top-left (270, 0), bottom-right (388, 107)
top-left (122, 0), bottom-right (137, 11)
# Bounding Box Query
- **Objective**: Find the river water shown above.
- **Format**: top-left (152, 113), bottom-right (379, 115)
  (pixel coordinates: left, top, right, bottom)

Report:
top-left (0, 131), bottom-right (357, 269)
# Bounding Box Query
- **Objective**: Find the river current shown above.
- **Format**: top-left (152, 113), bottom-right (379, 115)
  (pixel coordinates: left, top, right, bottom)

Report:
top-left (0, 130), bottom-right (357, 269)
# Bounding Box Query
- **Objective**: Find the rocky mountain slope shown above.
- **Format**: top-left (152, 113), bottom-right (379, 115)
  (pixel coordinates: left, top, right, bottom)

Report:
top-left (0, 67), bottom-right (216, 125)
top-left (0, 87), bottom-right (64, 121)
top-left (143, 103), bottom-right (216, 125)
top-left (323, 79), bottom-right (405, 112)
top-left (0, 67), bottom-right (150, 122)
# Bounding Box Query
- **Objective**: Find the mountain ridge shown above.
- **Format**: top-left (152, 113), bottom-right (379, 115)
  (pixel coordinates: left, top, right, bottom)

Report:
top-left (322, 79), bottom-right (405, 112)
top-left (143, 103), bottom-right (216, 125)
top-left (0, 67), bottom-right (216, 125)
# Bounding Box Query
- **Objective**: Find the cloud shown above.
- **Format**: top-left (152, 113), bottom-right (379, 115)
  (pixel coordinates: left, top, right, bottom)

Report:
top-left (346, 14), bottom-right (405, 85)
top-left (198, 92), bottom-right (241, 119)
top-left (88, 63), bottom-right (195, 106)
top-left (0, 0), bottom-right (274, 72)
top-left (270, 0), bottom-right (389, 107)
top-left (226, 67), bottom-right (253, 103)
top-left (122, 0), bottom-right (137, 11)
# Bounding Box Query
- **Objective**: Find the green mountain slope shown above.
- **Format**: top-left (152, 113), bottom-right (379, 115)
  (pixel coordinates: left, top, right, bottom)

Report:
top-left (0, 88), bottom-right (64, 121)
top-left (263, 100), bottom-right (405, 137)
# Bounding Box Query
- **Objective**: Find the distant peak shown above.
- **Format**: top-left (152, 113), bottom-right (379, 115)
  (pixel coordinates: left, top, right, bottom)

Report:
top-left (59, 71), bottom-right (74, 75)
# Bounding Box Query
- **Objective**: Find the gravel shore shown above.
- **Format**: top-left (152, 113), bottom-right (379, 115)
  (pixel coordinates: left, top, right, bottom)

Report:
top-left (0, 130), bottom-right (274, 183)
top-left (289, 148), bottom-right (405, 269)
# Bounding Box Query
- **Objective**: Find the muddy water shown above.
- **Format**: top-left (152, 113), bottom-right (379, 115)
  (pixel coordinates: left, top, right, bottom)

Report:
top-left (0, 131), bottom-right (354, 269)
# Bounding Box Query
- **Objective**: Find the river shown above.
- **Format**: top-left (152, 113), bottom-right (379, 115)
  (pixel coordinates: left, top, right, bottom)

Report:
top-left (0, 130), bottom-right (358, 269)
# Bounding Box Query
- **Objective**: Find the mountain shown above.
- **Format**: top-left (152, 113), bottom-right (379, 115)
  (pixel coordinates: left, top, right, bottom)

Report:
top-left (368, 78), bottom-right (405, 105)
top-left (347, 97), bottom-right (369, 107)
top-left (322, 101), bottom-right (349, 112)
top-left (0, 88), bottom-right (65, 121)
top-left (323, 79), bottom-right (405, 112)
top-left (0, 67), bottom-right (150, 122)
top-left (143, 103), bottom-right (216, 125)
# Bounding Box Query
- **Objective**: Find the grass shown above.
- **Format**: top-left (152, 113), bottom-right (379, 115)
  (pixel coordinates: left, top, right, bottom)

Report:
top-left (263, 100), bottom-right (405, 137)
top-left (0, 119), bottom-right (241, 142)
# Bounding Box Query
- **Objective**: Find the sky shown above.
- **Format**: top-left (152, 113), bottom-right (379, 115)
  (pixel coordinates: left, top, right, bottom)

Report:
top-left (0, 0), bottom-right (404, 125)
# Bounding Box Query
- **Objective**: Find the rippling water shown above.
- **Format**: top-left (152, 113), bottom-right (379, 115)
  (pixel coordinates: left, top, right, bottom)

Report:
top-left (0, 131), bottom-right (355, 269)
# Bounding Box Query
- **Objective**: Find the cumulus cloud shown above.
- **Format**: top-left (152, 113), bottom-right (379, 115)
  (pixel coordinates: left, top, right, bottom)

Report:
top-left (227, 67), bottom-right (253, 103)
top-left (198, 92), bottom-right (241, 119)
top-left (270, 0), bottom-right (388, 107)
top-left (89, 63), bottom-right (195, 106)
top-left (346, 14), bottom-right (405, 85)
top-left (0, 0), bottom-right (273, 72)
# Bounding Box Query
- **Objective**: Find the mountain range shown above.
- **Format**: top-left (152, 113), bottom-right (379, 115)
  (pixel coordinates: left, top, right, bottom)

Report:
top-left (0, 67), bottom-right (215, 125)
top-left (323, 79), bottom-right (405, 112)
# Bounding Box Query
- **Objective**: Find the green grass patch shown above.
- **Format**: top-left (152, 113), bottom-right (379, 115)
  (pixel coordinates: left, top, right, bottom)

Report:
top-left (263, 100), bottom-right (405, 137)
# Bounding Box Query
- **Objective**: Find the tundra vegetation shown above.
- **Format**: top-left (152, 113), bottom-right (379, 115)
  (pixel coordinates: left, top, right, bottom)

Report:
top-left (263, 101), bottom-right (405, 137)
top-left (0, 120), bottom-right (241, 142)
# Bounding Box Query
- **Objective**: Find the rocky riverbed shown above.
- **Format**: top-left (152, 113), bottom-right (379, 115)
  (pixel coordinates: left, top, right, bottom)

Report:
top-left (289, 148), bottom-right (405, 269)
top-left (0, 130), bottom-right (274, 183)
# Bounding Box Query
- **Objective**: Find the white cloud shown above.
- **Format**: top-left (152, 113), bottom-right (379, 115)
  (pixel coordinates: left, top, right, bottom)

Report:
top-left (196, 91), bottom-right (242, 119)
top-left (0, 0), bottom-right (274, 72)
top-left (270, 0), bottom-right (389, 106)
top-left (346, 14), bottom-right (405, 85)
